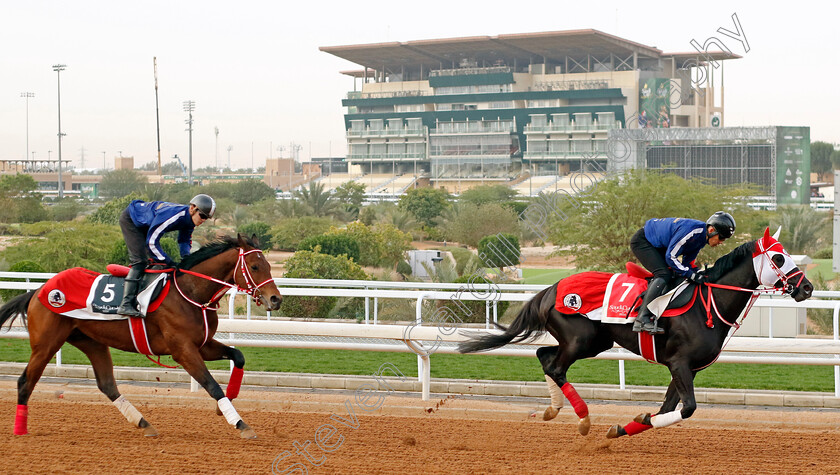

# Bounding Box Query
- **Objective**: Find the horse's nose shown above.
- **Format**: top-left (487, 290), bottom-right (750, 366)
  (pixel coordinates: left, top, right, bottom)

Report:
top-left (802, 282), bottom-right (813, 298)
top-left (269, 295), bottom-right (283, 310)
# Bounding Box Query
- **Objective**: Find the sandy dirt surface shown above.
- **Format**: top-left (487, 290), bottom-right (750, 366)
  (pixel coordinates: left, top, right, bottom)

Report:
top-left (1, 379), bottom-right (840, 474)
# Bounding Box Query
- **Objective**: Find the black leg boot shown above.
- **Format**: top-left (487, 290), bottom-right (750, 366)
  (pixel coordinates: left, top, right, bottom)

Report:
top-left (633, 277), bottom-right (667, 334)
top-left (118, 264), bottom-right (146, 318)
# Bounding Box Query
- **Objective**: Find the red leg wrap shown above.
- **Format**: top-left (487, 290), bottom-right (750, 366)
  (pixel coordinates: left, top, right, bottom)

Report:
top-left (624, 420), bottom-right (653, 436)
top-left (14, 405), bottom-right (28, 435)
top-left (561, 383), bottom-right (588, 418)
top-left (226, 367), bottom-right (244, 400)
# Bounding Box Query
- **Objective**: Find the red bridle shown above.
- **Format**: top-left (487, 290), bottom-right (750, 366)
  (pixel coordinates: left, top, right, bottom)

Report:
top-left (698, 239), bottom-right (805, 330)
top-left (172, 247), bottom-right (275, 346)
top-left (753, 239), bottom-right (807, 295)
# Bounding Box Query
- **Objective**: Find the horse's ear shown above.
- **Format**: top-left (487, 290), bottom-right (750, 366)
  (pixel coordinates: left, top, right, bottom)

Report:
top-left (250, 233), bottom-right (260, 248)
top-left (763, 227), bottom-right (771, 242)
top-left (772, 226), bottom-right (781, 240)
top-left (237, 233), bottom-right (248, 248)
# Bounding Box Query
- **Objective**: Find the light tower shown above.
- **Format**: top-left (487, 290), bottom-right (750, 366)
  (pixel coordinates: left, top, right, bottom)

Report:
top-left (227, 145), bottom-right (232, 170)
top-left (53, 64), bottom-right (67, 199)
top-left (183, 100), bottom-right (195, 185)
top-left (214, 126), bottom-right (219, 170)
top-left (20, 92), bottom-right (34, 164)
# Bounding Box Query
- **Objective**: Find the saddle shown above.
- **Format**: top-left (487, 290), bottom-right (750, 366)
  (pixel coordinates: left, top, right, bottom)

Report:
top-left (624, 262), bottom-right (696, 314)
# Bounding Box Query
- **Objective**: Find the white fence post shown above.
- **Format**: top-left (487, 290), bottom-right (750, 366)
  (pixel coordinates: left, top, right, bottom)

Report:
top-left (834, 303), bottom-right (839, 398)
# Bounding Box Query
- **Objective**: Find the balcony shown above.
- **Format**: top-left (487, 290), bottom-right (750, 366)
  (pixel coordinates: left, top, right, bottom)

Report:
top-left (347, 152), bottom-right (427, 162)
top-left (524, 121), bottom-right (619, 134)
top-left (346, 127), bottom-right (426, 138)
top-left (432, 121), bottom-right (515, 135)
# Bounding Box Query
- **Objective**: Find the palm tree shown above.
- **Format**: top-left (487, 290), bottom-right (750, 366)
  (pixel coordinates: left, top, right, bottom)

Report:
top-left (773, 205), bottom-right (829, 254)
top-left (381, 208), bottom-right (418, 233)
top-left (293, 181), bottom-right (340, 217)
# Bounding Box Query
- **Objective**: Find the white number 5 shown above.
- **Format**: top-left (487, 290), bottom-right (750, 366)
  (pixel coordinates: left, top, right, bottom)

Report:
top-left (102, 283), bottom-right (116, 302)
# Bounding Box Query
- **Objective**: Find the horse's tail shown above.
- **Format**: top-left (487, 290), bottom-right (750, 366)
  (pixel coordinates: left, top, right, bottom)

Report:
top-left (0, 290), bottom-right (36, 330)
top-left (458, 285), bottom-right (555, 353)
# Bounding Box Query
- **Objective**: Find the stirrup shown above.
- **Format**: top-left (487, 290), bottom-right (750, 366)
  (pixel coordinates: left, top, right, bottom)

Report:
top-left (118, 303), bottom-right (144, 318)
top-left (632, 319), bottom-right (645, 333)
top-left (643, 320), bottom-right (664, 334)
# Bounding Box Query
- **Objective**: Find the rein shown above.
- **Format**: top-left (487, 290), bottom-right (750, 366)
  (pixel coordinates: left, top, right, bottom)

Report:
top-left (137, 247), bottom-right (271, 369)
top-left (167, 247), bottom-right (273, 347)
top-left (696, 237), bottom-right (804, 330)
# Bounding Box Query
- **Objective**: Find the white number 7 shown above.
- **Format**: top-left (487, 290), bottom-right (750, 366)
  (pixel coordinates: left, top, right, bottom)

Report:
top-left (618, 282), bottom-right (635, 302)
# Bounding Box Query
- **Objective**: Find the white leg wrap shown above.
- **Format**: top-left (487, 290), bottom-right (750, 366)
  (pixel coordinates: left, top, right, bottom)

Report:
top-left (113, 395), bottom-right (144, 427)
top-left (650, 410), bottom-right (683, 428)
top-left (544, 375), bottom-right (564, 409)
top-left (217, 397), bottom-right (241, 426)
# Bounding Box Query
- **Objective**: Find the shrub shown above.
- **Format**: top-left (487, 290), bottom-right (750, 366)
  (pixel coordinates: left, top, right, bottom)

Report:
top-left (812, 247), bottom-right (832, 259)
top-left (396, 260), bottom-right (412, 276)
top-left (0, 260), bottom-right (46, 303)
top-left (0, 223), bottom-right (122, 273)
top-left (441, 203), bottom-right (520, 248)
top-left (298, 234), bottom-right (361, 262)
top-left (326, 222), bottom-right (411, 268)
top-left (279, 250), bottom-right (369, 319)
top-left (477, 233), bottom-right (521, 269)
top-left (270, 216), bottom-right (336, 251)
top-left (374, 223), bottom-right (412, 268)
top-left (236, 221), bottom-right (272, 250)
top-left (231, 179), bottom-right (275, 205)
top-left (50, 200), bottom-right (85, 222)
top-left (422, 225), bottom-right (447, 242)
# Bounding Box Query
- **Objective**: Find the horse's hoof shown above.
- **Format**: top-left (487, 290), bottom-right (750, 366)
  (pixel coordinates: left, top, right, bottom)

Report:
top-left (543, 406), bottom-right (560, 421)
top-left (634, 413), bottom-right (651, 425)
top-left (216, 406), bottom-right (223, 416)
top-left (606, 424), bottom-right (625, 439)
top-left (142, 425), bottom-right (158, 437)
top-left (578, 415), bottom-right (591, 436)
top-left (237, 421), bottom-right (257, 439)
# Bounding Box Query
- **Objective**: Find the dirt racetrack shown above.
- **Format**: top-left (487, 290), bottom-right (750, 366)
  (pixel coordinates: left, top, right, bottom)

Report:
top-left (1, 378), bottom-right (840, 474)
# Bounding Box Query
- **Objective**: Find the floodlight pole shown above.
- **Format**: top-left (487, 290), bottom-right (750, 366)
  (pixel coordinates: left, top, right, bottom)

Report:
top-left (183, 100), bottom-right (195, 186)
top-left (20, 92), bottom-right (34, 164)
top-left (53, 64), bottom-right (66, 199)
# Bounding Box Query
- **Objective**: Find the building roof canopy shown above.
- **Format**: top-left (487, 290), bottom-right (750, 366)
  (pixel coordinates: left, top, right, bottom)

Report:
top-left (322, 29), bottom-right (669, 72)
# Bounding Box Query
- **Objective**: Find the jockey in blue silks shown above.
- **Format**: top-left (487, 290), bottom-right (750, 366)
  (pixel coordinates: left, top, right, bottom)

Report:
top-left (116, 194), bottom-right (216, 317)
top-left (629, 211), bottom-right (735, 334)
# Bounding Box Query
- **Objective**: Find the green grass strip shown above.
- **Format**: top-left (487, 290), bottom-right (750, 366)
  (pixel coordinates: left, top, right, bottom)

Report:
top-left (0, 338), bottom-right (834, 392)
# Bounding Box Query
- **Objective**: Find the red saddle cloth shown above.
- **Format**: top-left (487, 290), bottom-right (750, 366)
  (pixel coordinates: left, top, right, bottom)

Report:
top-left (554, 269), bottom-right (697, 319)
top-left (38, 267), bottom-right (168, 318)
top-left (555, 271), bottom-right (621, 315)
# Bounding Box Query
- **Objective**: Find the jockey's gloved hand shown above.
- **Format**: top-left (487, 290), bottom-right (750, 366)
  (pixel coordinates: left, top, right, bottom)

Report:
top-left (688, 272), bottom-right (707, 285)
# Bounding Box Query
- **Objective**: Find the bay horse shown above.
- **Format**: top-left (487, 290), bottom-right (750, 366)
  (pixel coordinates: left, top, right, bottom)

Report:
top-left (459, 228), bottom-right (813, 438)
top-left (0, 234), bottom-right (282, 438)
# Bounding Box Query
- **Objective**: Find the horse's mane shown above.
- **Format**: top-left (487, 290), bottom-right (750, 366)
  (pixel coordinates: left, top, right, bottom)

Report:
top-left (178, 235), bottom-right (256, 270)
top-left (704, 240), bottom-right (755, 282)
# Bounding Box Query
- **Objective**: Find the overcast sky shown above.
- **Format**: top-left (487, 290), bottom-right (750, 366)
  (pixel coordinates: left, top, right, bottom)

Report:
top-left (1, 1), bottom-right (837, 171)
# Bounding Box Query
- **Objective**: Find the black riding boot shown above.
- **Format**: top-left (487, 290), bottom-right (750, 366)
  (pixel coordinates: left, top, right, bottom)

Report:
top-left (118, 264), bottom-right (146, 318)
top-left (632, 277), bottom-right (667, 334)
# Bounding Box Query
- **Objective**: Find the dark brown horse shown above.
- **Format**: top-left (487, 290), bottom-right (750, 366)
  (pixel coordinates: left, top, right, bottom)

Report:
top-left (0, 234), bottom-right (282, 438)
top-left (459, 228), bottom-right (813, 438)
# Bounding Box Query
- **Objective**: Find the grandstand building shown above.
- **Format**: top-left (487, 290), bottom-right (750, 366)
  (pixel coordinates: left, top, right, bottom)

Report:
top-left (321, 29), bottom-right (738, 192)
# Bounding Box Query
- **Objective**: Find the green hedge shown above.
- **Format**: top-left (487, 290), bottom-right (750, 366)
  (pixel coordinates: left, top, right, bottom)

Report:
top-left (298, 234), bottom-right (361, 262)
